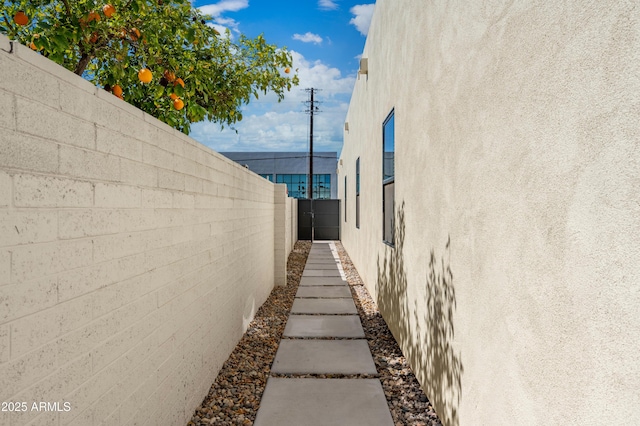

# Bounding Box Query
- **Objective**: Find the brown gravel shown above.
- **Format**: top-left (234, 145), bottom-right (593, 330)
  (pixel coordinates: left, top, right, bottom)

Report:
top-left (187, 240), bottom-right (442, 426)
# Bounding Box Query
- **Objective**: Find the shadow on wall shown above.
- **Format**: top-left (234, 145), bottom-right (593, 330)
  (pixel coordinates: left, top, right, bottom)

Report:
top-left (377, 202), bottom-right (463, 426)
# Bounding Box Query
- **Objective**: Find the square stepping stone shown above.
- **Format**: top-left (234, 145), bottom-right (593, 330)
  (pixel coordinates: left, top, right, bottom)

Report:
top-left (296, 286), bottom-right (352, 298)
top-left (304, 263), bottom-right (339, 270)
top-left (306, 259), bottom-right (339, 264)
top-left (303, 269), bottom-right (342, 277)
top-left (307, 256), bottom-right (336, 261)
top-left (291, 298), bottom-right (357, 314)
top-left (299, 276), bottom-right (346, 286)
top-left (271, 340), bottom-right (377, 374)
top-left (254, 378), bottom-right (393, 426)
top-left (283, 315), bottom-right (364, 338)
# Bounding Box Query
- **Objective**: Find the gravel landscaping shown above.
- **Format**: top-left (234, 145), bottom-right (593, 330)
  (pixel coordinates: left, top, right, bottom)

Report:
top-left (187, 240), bottom-right (442, 426)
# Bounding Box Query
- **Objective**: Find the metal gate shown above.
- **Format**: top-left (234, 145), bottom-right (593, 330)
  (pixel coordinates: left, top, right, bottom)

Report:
top-left (298, 199), bottom-right (341, 241)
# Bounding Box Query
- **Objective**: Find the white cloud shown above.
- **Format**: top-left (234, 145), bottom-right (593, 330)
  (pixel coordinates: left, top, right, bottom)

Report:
top-left (199, 0), bottom-right (249, 35)
top-left (190, 51), bottom-right (355, 154)
top-left (206, 22), bottom-right (231, 38)
top-left (199, 0), bottom-right (248, 17)
top-left (293, 32), bottom-right (323, 45)
top-left (349, 4), bottom-right (375, 36)
top-left (289, 51), bottom-right (354, 98)
top-left (318, 0), bottom-right (338, 10)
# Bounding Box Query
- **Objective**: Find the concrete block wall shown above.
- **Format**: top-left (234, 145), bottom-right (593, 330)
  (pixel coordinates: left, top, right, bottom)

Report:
top-left (0, 34), bottom-right (296, 426)
top-left (273, 185), bottom-right (297, 286)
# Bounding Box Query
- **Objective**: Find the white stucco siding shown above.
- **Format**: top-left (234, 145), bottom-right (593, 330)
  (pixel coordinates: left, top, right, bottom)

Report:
top-left (339, 1), bottom-right (640, 425)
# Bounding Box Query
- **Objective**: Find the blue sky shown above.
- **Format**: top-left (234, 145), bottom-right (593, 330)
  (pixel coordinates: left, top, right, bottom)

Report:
top-left (189, 0), bottom-right (375, 155)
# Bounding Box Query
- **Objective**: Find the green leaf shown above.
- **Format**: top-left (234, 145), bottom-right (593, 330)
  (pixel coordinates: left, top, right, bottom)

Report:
top-left (154, 86), bottom-right (165, 99)
top-left (53, 33), bottom-right (67, 50)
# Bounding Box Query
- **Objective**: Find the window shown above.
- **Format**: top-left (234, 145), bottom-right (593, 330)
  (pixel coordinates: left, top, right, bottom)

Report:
top-left (356, 157), bottom-right (360, 229)
top-left (276, 174), bottom-right (307, 198)
top-left (312, 174), bottom-right (332, 199)
top-left (259, 174), bottom-right (274, 182)
top-left (382, 110), bottom-right (395, 245)
top-left (344, 176), bottom-right (347, 222)
top-left (275, 174), bottom-right (332, 199)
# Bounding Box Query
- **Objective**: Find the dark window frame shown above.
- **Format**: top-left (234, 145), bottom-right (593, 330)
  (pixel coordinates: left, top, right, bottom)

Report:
top-left (356, 157), bottom-right (360, 229)
top-left (344, 175), bottom-right (347, 222)
top-left (382, 110), bottom-right (395, 246)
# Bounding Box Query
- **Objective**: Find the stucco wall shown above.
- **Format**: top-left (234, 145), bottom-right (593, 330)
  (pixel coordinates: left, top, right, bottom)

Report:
top-left (339, 1), bottom-right (640, 425)
top-left (0, 34), bottom-right (296, 426)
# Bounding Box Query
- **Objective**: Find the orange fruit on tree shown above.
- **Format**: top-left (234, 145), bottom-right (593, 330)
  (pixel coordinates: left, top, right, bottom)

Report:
top-left (14, 11), bottom-right (29, 26)
top-left (138, 68), bottom-right (153, 83)
top-left (112, 85), bottom-right (123, 97)
top-left (174, 78), bottom-right (185, 88)
top-left (163, 70), bottom-right (176, 82)
top-left (130, 28), bottom-right (141, 41)
top-left (284, 67), bottom-right (291, 74)
top-left (103, 4), bottom-right (116, 18)
top-left (87, 11), bottom-right (100, 22)
top-left (173, 98), bottom-right (184, 111)
top-left (170, 93), bottom-right (178, 100)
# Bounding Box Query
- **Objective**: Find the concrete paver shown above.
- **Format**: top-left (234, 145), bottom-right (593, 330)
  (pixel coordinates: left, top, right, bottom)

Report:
top-left (283, 314), bottom-right (365, 338)
top-left (271, 340), bottom-right (377, 374)
top-left (295, 286), bottom-right (352, 298)
top-left (299, 276), bottom-right (346, 286)
top-left (307, 256), bottom-right (336, 262)
top-left (291, 298), bottom-right (357, 314)
top-left (255, 242), bottom-right (392, 426)
top-left (254, 378), bottom-right (394, 426)
top-left (302, 263), bottom-right (340, 270)
top-left (303, 269), bottom-right (342, 277)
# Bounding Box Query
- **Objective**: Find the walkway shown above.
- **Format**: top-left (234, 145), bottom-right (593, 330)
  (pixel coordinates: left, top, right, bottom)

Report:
top-left (254, 241), bottom-right (394, 426)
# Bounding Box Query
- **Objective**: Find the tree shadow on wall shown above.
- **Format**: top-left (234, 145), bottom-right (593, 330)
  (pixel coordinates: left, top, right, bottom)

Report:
top-left (377, 202), bottom-right (463, 426)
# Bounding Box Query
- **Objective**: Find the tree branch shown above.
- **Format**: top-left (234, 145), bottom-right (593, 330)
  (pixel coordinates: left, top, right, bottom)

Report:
top-left (75, 53), bottom-right (91, 75)
top-left (61, 0), bottom-right (72, 18)
top-left (2, 12), bottom-right (16, 34)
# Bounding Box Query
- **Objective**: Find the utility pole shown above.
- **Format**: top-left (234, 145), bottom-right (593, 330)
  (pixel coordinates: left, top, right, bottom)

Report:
top-left (304, 88), bottom-right (321, 242)
top-left (304, 88), bottom-right (320, 199)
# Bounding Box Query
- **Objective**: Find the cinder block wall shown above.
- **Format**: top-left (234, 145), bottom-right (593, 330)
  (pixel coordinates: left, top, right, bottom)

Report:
top-left (339, 1), bottom-right (640, 425)
top-left (0, 34), bottom-right (296, 426)
top-left (274, 186), bottom-right (297, 286)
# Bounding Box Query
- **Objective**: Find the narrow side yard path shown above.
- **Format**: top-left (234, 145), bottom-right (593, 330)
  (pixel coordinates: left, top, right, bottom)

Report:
top-left (187, 241), bottom-right (441, 426)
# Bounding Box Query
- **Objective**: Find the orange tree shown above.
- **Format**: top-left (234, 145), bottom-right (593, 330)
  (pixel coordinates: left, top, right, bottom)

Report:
top-left (1, 0), bottom-right (299, 133)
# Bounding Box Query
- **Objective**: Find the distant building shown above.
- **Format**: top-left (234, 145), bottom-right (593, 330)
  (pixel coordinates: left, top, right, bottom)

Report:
top-left (220, 152), bottom-right (338, 199)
